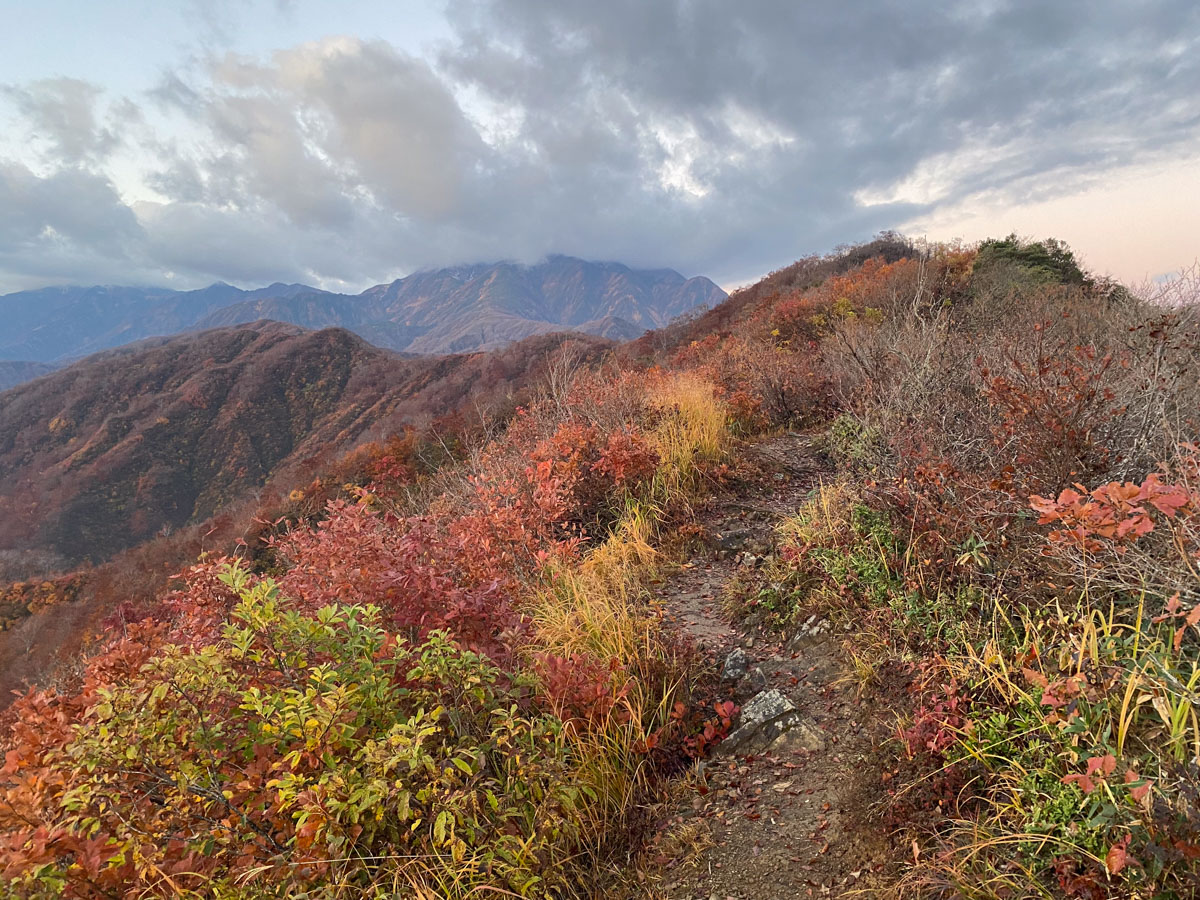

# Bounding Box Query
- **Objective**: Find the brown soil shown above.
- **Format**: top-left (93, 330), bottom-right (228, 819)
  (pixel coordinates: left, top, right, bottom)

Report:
top-left (647, 432), bottom-right (900, 899)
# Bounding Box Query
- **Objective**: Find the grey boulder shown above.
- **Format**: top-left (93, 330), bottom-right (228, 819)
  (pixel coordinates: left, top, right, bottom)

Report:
top-left (718, 689), bottom-right (826, 756)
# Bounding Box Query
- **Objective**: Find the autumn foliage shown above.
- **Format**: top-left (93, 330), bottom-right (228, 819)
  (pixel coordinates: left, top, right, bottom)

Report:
top-left (0, 574), bottom-right (87, 633)
top-left (666, 239), bottom-right (1200, 896)
top-left (3, 234), bottom-right (1200, 897)
top-left (0, 357), bottom-right (728, 897)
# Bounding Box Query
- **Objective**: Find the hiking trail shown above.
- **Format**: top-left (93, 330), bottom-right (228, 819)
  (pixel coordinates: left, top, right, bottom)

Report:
top-left (650, 432), bottom-right (898, 899)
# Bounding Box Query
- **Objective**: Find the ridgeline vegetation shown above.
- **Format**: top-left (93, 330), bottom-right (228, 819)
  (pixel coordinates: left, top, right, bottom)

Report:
top-left (1, 234), bottom-right (1198, 898)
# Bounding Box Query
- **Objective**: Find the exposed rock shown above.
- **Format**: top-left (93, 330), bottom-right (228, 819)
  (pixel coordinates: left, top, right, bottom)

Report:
top-left (786, 615), bottom-right (831, 650)
top-left (718, 689), bottom-right (826, 755)
top-left (721, 647), bottom-right (750, 682)
top-left (732, 664), bottom-right (768, 701)
top-left (716, 528), bottom-right (754, 552)
top-left (771, 718), bottom-right (827, 753)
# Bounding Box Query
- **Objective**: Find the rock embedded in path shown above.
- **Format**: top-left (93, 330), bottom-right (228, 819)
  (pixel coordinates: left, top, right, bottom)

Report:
top-left (718, 689), bottom-right (826, 756)
top-left (786, 615), bottom-right (831, 650)
top-left (721, 647), bottom-right (750, 682)
top-left (716, 528), bottom-right (754, 552)
top-left (730, 663), bottom-right (768, 701)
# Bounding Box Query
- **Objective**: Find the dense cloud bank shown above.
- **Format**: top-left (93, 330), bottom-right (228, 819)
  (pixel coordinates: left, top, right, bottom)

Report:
top-left (1, 1), bottom-right (1197, 291)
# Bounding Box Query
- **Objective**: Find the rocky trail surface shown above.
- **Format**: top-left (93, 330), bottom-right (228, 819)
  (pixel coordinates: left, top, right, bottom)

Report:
top-left (649, 433), bottom-right (898, 899)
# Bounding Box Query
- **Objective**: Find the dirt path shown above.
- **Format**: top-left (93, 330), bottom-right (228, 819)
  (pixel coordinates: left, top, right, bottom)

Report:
top-left (650, 433), bottom-right (897, 899)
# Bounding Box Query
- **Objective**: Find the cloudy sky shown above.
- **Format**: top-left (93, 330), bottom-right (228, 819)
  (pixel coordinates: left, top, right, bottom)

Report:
top-left (1, 0), bottom-right (1197, 294)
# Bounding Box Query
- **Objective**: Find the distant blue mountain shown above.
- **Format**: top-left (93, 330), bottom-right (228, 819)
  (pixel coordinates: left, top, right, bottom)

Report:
top-left (0, 282), bottom-right (323, 364)
top-left (0, 258), bottom-right (725, 371)
top-left (0, 361), bottom-right (56, 392)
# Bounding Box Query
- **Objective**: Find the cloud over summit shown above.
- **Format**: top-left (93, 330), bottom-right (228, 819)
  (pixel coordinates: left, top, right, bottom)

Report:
top-left (0, 1), bottom-right (1197, 293)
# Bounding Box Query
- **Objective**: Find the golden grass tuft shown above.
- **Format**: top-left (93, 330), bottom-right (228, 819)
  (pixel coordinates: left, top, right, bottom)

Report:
top-left (774, 479), bottom-right (858, 547)
top-left (530, 372), bottom-right (730, 670)
top-left (645, 371), bottom-right (728, 499)
top-left (530, 499), bottom-right (661, 666)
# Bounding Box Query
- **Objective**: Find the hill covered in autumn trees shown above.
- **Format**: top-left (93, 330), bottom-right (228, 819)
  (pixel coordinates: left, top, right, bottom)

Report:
top-left (0, 322), bottom-right (609, 566)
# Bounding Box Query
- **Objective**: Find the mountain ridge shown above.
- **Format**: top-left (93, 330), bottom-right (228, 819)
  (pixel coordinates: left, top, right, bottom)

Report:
top-left (0, 257), bottom-right (725, 368)
top-left (0, 320), bottom-right (612, 565)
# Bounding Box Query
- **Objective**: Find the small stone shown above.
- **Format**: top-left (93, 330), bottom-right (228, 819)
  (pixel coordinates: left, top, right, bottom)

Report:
top-left (787, 615), bottom-right (828, 650)
top-left (772, 719), bottom-right (827, 752)
top-left (718, 689), bottom-right (824, 755)
top-left (721, 647), bottom-right (750, 682)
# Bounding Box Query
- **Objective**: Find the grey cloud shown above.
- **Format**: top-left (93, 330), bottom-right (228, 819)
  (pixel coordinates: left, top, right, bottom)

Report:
top-left (0, 162), bottom-right (150, 287)
top-left (271, 40), bottom-right (486, 221)
top-left (136, 199), bottom-right (312, 284)
top-left (1, 78), bottom-right (128, 167)
top-left (150, 40), bottom-right (485, 226)
top-left (439, 0), bottom-right (1200, 284)
top-left (0, 163), bottom-right (141, 249)
top-left (1, 2), bottom-right (1199, 293)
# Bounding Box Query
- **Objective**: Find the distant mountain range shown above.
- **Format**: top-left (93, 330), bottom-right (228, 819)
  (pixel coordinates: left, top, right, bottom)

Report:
top-left (0, 256), bottom-right (725, 367)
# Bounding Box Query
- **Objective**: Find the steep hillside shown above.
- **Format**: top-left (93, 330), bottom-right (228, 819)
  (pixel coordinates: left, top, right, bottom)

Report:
top-left (620, 231), bottom-right (918, 362)
top-left (0, 323), bottom-right (389, 562)
top-left (0, 322), bottom-right (609, 564)
top-left (0, 257), bottom-right (725, 361)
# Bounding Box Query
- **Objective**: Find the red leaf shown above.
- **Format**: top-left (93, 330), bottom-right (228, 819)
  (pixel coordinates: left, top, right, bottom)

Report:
top-left (1022, 667), bottom-right (1049, 690)
top-left (1062, 772), bottom-right (1096, 794)
top-left (1106, 839), bottom-right (1129, 875)
top-left (1115, 513), bottom-right (1154, 539)
top-left (1085, 754), bottom-right (1116, 777)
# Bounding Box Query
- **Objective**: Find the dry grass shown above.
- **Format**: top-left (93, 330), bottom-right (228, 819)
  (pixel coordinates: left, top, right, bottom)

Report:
top-left (530, 500), bottom-right (662, 666)
top-left (645, 372), bottom-right (728, 500)
top-left (503, 372), bottom-right (732, 896)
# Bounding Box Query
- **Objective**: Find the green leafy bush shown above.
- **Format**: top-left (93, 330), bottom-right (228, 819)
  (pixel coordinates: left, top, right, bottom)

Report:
top-left (8, 564), bottom-right (606, 898)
